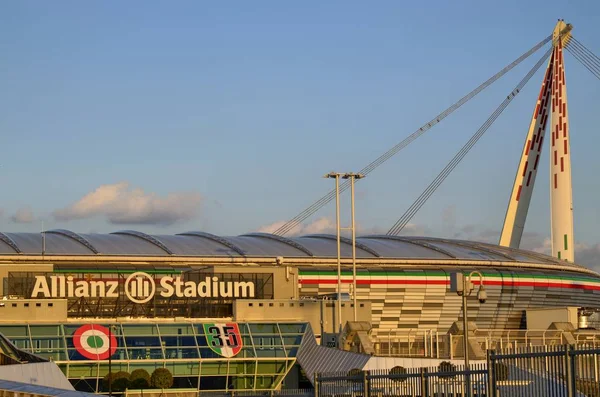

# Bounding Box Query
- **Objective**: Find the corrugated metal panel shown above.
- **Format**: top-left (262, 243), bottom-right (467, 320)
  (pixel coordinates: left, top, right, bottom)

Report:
top-left (0, 379), bottom-right (94, 397)
top-left (296, 324), bottom-right (370, 384)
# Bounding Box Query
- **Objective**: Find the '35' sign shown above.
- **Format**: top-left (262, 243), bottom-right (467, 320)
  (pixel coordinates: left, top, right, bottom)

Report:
top-left (203, 323), bottom-right (243, 358)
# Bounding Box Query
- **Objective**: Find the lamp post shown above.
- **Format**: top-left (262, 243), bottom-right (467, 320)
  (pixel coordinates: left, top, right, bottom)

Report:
top-left (451, 271), bottom-right (486, 397)
top-left (108, 324), bottom-right (116, 397)
top-left (324, 172), bottom-right (343, 335)
top-left (342, 173), bottom-right (364, 321)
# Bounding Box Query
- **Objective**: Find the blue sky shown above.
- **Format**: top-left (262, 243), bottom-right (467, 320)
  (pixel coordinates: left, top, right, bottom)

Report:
top-left (1, 1), bottom-right (599, 264)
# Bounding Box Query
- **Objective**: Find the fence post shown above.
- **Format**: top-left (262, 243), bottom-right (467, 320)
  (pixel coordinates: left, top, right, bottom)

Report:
top-left (487, 349), bottom-right (496, 397)
top-left (313, 373), bottom-right (319, 397)
top-left (420, 368), bottom-right (428, 397)
top-left (565, 344), bottom-right (574, 397)
top-left (362, 370), bottom-right (370, 397)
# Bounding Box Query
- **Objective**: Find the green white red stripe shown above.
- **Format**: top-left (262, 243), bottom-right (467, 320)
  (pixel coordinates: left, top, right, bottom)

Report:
top-left (298, 271), bottom-right (600, 291)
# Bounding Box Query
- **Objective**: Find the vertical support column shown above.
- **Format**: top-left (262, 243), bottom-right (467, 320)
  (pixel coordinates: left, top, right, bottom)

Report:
top-left (500, 55), bottom-right (554, 248)
top-left (550, 36), bottom-right (575, 261)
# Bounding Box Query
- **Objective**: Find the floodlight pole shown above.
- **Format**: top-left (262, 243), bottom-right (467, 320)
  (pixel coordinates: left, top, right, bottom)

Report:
top-left (343, 173), bottom-right (365, 322)
top-left (325, 172), bottom-right (343, 335)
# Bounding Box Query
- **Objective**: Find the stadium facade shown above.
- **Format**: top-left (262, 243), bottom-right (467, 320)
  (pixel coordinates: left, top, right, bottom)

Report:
top-left (0, 229), bottom-right (599, 393)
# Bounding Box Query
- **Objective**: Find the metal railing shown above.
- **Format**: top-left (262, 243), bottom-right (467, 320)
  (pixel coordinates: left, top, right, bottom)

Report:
top-left (316, 364), bottom-right (488, 397)
top-left (370, 328), bottom-right (600, 359)
top-left (315, 345), bottom-right (600, 397)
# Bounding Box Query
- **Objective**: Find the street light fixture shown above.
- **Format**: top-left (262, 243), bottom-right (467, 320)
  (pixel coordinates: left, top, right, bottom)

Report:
top-left (108, 324), bottom-right (117, 397)
top-left (451, 271), bottom-right (486, 397)
top-left (342, 173), bottom-right (365, 322)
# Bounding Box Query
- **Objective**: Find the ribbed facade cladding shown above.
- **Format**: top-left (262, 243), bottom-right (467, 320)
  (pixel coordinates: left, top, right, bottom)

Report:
top-left (298, 268), bottom-right (600, 333)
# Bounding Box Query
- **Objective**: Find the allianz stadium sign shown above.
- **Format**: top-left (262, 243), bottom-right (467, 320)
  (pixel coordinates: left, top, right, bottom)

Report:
top-left (31, 272), bottom-right (255, 304)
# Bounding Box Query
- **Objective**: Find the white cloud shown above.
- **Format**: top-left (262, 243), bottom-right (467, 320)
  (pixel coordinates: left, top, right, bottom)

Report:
top-left (257, 217), bottom-right (392, 237)
top-left (257, 217), bottom-right (336, 236)
top-left (10, 208), bottom-right (35, 224)
top-left (53, 182), bottom-right (202, 226)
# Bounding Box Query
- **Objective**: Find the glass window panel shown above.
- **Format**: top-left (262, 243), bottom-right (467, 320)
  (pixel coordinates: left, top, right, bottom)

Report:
top-left (200, 362), bottom-right (229, 376)
top-left (10, 338), bottom-right (31, 350)
top-left (161, 336), bottom-right (197, 347)
top-left (255, 349), bottom-right (286, 358)
top-left (282, 335), bottom-right (303, 346)
top-left (29, 325), bottom-right (62, 337)
top-left (67, 363), bottom-right (99, 378)
top-left (121, 324), bottom-right (159, 336)
top-left (229, 376), bottom-right (255, 390)
top-left (67, 347), bottom-right (128, 361)
top-left (158, 324), bottom-right (195, 335)
top-left (129, 362), bottom-right (164, 374)
top-left (69, 378), bottom-right (98, 394)
top-left (256, 361), bottom-right (286, 374)
top-left (0, 326), bottom-right (28, 337)
top-left (199, 375), bottom-right (227, 391)
top-left (278, 323), bottom-right (307, 334)
top-left (249, 324), bottom-right (278, 334)
top-left (255, 375), bottom-right (276, 389)
top-left (98, 362), bottom-right (128, 377)
top-left (31, 337), bottom-right (65, 350)
top-left (34, 349), bottom-right (69, 361)
top-left (164, 347), bottom-right (199, 359)
top-left (165, 362), bottom-right (199, 376)
top-left (230, 361), bottom-right (256, 375)
top-left (128, 348), bottom-right (164, 360)
top-left (125, 336), bottom-right (161, 347)
top-left (193, 325), bottom-right (205, 335)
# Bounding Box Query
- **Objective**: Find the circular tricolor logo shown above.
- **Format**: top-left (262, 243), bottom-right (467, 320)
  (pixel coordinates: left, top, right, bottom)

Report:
top-left (73, 325), bottom-right (117, 360)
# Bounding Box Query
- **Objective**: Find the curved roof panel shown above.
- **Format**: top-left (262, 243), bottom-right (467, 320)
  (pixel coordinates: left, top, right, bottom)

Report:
top-left (0, 230), bottom-right (591, 272)
top-left (81, 234), bottom-right (166, 256)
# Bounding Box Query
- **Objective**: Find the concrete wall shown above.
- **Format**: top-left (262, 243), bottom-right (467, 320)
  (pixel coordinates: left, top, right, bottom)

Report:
top-left (0, 299), bottom-right (67, 323)
top-left (234, 299), bottom-right (372, 336)
top-left (526, 307), bottom-right (579, 329)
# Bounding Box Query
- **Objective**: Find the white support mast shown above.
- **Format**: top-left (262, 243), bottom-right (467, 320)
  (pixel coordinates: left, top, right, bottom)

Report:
top-left (500, 20), bottom-right (574, 262)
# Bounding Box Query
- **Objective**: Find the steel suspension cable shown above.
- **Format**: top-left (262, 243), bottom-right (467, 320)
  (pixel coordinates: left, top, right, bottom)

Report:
top-left (570, 37), bottom-right (600, 67)
top-left (272, 35), bottom-right (553, 236)
top-left (567, 47), bottom-right (600, 80)
top-left (565, 38), bottom-right (600, 80)
top-left (387, 48), bottom-right (553, 236)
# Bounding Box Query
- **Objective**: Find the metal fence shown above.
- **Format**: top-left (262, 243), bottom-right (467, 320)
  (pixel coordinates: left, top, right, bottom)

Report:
top-left (197, 390), bottom-right (313, 397)
top-left (371, 329), bottom-right (600, 359)
top-left (314, 345), bottom-right (600, 397)
top-left (316, 364), bottom-right (488, 397)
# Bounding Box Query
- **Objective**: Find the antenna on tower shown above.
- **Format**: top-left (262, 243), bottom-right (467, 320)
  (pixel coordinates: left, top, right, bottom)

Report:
top-left (42, 221), bottom-right (46, 256)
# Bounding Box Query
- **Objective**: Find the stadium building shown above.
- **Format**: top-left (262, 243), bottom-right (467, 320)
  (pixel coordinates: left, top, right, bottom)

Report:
top-left (0, 230), bottom-right (599, 393)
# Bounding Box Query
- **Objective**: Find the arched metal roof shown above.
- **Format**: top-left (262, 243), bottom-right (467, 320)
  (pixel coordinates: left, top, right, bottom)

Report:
top-left (46, 229), bottom-right (99, 254)
top-left (0, 229), bottom-right (592, 272)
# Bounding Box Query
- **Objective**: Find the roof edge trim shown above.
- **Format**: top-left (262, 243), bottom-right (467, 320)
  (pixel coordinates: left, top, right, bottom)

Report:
top-left (0, 232), bottom-right (22, 254)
